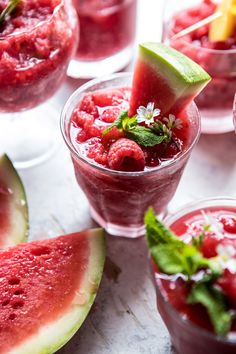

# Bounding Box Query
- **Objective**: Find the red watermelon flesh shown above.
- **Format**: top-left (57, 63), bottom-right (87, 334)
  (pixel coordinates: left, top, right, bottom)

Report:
top-left (129, 43), bottom-right (211, 117)
top-left (0, 229), bottom-right (105, 354)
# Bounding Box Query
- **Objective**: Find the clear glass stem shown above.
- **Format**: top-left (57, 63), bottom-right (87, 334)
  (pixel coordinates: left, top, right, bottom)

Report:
top-left (0, 102), bottom-right (60, 169)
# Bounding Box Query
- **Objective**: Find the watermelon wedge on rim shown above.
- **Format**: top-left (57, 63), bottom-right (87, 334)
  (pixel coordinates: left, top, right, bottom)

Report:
top-left (129, 42), bottom-right (211, 117)
top-left (0, 154), bottom-right (28, 247)
top-left (0, 229), bottom-right (105, 354)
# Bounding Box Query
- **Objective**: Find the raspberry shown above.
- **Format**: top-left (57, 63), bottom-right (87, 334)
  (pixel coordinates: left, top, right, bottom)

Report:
top-left (79, 94), bottom-right (98, 118)
top-left (107, 138), bottom-right (145, 171)
top-left (92, 89), bottom-right (124, 107)
top-left (72, 110), bottom-right (94, 128)
top-left (220, 216), bottom-right (236, 234)
top-left (76, 130), bottom-right (87, 143)
top-left (87, 141), bottom-right (108, 166)
top-left (85, 124), bottom-right (102, 138)
top-left (101, 127), bottom-right (125, 147)
top-left (100, 107), bottom-right (120, 123)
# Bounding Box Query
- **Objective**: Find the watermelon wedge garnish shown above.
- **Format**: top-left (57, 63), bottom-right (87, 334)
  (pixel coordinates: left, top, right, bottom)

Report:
top-left (0, 154), bottom-right (28, 247)
top-left (129, 42), bottom-right (211, 117)
top-left (0, 229), bottom-right (105, 354)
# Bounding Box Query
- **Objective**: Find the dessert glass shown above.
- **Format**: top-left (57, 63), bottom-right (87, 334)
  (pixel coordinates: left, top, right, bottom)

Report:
top-left (152, 197), bottom-right (236, 354)
top-left (61, 73), bottom-right (201, 238)
top-left (163, 0), bottom-right (236, 134)
top-left (68, 0), bottom-right (137, 79)
top-left (0, 0), bottom-right (78, 168)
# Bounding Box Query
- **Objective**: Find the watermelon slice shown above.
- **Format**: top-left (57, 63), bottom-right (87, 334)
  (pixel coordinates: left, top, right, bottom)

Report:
top-left (0, 229), bottom-right (105, 354)
top-left (0, 154), bottom-right (28, 247)
top-left (129, 42), bottom-right (211, 117)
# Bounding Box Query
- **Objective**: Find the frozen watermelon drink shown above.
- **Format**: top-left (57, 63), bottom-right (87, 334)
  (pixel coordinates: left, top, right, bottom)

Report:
top-left (68, 0), bottom-right (137, 78)
top-left (163, 0), bottom-right (236, 134)
top-left (0, 0), bottom-right (78, 168)
top-left (61, 43), bottom-right (210, 237)
top-left (146, 198), bottom-right (236, 354)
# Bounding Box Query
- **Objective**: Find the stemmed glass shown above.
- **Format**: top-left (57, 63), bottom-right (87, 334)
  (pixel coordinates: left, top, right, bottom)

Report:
top-left (0, 0), bottom-right (78, 168)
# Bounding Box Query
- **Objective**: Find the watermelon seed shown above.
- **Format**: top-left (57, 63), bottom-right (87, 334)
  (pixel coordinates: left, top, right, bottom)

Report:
top-left (8, 313), bottom-right (16, 320)
top-left (12, 301), bottom-right (24, 309)
top-left (8, 278), bottom-right (20, 285)
top-left (2, 300), bottom-right (9, 306)
top-left (14, 290), bottom-right (24, 296)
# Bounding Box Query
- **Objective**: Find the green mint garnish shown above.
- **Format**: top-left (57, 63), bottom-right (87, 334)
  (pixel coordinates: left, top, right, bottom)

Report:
top-left (145, 208), bottom-right (233, 335)
top-left (0, 0), bottom-right (20, 26)
top-left (188, 282), bottom-right (232, 336)
top-left (102, 103), bottom-right (182, 148)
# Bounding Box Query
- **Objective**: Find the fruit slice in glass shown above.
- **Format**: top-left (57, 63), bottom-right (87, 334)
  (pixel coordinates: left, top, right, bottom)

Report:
top-left (0, 0), bottom-right (78, 168)
top-left (162, 0), bottom-right (236, 134)
top-left (61, 73), bottom-right (201, 238)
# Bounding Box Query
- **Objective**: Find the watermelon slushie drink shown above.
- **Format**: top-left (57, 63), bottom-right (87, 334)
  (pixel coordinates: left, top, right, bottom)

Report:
top-left (163, 0), bottom-right (236, 133)
top-left (0, 0), bottom-right (77, 112)
top-left (68, 0), bottom-right (137, 78)
top-left (61, 43), bottom-right (210, 237)
top-left (146, 198), bottom-right (236, 354)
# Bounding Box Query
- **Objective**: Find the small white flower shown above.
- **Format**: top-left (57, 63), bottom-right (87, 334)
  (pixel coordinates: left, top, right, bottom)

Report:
top-left (137, 102), bottom-right (160, 127)
top-left (217, 244), bottom-right (236, 273)
top-left (163, 114), bottom-right (183, 130)
top-left (201, 211), bottom-right (224, 239)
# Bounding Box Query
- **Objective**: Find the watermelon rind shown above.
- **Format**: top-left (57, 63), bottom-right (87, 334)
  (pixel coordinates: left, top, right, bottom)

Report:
top-left (139, 42), bottom-right (211, 96)
top-left (9, 228), bottom-right (106, 354)
top-left (0, 154), bottom-right (28, 247)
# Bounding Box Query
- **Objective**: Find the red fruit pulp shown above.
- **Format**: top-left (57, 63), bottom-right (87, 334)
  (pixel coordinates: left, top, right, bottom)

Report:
top-left (0, 0), bottom-right (77, 112)
top-left (74, 0), bottom-right (137, 60)
top-left (0, 232), bottom-right (89, 353)
top-left (168, 0), bottom-right (236, 112)
top-left (68, 86), bottom-right (197, 231)
top-left (154, 206), bottom-right (236, 354)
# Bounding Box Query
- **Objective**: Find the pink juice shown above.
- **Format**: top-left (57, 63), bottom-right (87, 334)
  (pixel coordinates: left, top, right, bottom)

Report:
top-left (153, 203), bottom-right (236, 354)
top-left (74, 0), bottom-right (137, 61)
top-left (166, 0), bottom-right (236, 117)
top-left (63, 75), bottom-right (200, 237)
top-left (0, 0), bottom-right (77, 112)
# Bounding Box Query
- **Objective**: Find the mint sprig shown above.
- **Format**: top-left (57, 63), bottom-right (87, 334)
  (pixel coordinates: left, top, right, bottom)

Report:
top-left (0, 0), bottom-right (20, 26)
top-left (145, 208), bottom-right (232, 336)
top-left (102, 110), bottom-right (180, 148)
top-left (188, 282), bottom-right (232, 336)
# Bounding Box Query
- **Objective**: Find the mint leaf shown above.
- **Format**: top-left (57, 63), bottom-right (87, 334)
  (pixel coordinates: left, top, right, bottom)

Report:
top-left (188, 282), bottom-right (232, 336)
top-left (126, 126), bottom-right (166, 147)
top-left (0, 0), bottom-right (20, 26)
top-left (144, 208), bottom-right (210, 276)
top-left (144, 208), bottom-right (177, 248)
top-left (102, 110), bottom-right (128, 135)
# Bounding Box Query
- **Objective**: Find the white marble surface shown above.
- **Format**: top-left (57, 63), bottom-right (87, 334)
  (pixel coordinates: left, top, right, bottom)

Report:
top-left (17, 0), bottom-right (236, 353)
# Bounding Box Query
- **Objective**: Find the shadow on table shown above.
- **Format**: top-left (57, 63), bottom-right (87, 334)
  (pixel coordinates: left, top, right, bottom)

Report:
top-left (58, 234), bottom-right (171, 354)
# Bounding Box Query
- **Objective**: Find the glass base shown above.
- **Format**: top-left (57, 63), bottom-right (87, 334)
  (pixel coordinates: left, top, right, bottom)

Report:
top-left (0, 102), bottom-right (60, 169)
top-left (67, 45), bottom-right (133, 79)
top-left (90, 206), bottom-right (145, 238)
top-left (90, 206), bottom-right (167, 238)
top-left (201, 109), bottom-right (234, 134)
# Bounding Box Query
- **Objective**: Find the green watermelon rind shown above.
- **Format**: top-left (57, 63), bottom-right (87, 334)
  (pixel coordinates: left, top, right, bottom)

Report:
top-left (0, 154), bottom-right (28, 247)
top-left (9, 228), bottom-right (106, 354)
top-left (139, 42), bottom-right (211, 98)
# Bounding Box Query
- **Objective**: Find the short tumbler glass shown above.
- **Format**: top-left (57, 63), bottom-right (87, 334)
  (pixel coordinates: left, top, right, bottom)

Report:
top-left (68, 0), bottom-right (137, 79)
top-left (61, 73), bottom-right (201, 238)
top-left (163, 0), bottom-right (236, 134)
top-left (152, 198), bottom-right (236, 354)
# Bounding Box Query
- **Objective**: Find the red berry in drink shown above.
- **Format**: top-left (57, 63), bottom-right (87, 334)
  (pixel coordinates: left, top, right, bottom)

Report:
top-left (107, 138), bottom-right (145, 171)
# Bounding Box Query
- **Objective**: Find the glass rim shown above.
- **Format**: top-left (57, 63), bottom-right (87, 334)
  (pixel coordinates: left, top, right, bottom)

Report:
top-left (154, 196), bottom-right (236, 344)
top-left (0, 0), bottom-right (65, 40)
top-left (60, 72), bottom-right (201, 177)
